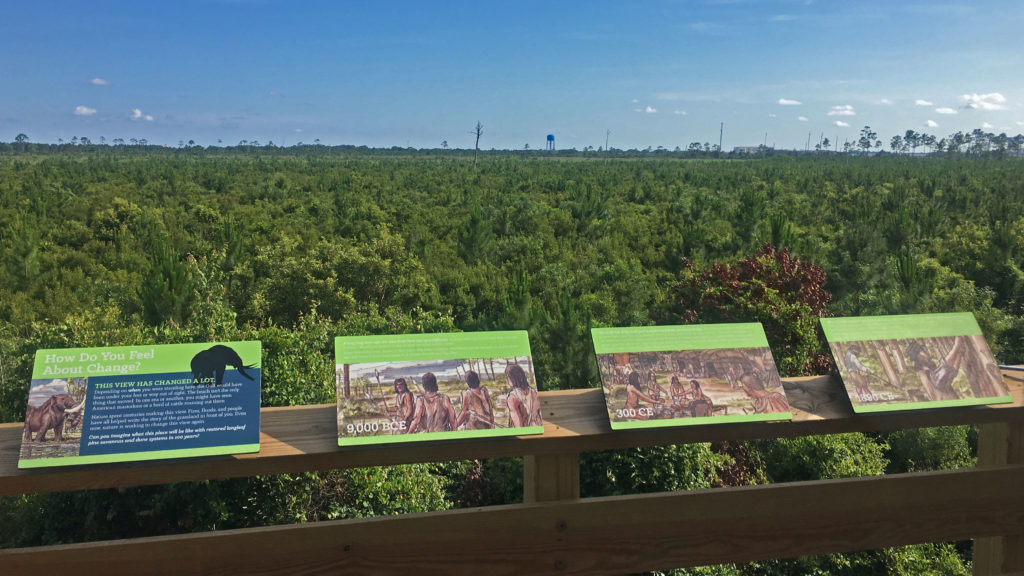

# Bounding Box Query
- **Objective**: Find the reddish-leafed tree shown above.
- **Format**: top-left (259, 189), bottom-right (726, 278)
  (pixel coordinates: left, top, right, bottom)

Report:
top-left (662, 243), bottom-right (833, 376)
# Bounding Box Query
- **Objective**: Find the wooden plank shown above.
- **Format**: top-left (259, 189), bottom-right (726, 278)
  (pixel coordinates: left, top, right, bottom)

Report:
top-left (2, 372), bottom-right (1023, 496)
top-left (524, 453), bottom-right (580, 503)
top-left (3, 465), bottom-right (1023, 576)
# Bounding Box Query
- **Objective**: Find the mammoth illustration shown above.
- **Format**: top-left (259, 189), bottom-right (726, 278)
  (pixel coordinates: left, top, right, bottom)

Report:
top-left (191, 345), bottom-right (256, 386)
top-left (23, 393), bottom-right (81, 442)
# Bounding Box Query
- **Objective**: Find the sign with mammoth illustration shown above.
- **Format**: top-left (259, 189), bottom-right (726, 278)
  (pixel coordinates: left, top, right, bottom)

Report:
top-left (336, 331), bottom-right (543, 446)
top-left (19, 341), bottom-right (261, 468)
top-left (821, 313), bottom-right (1012, 413)
top-left (591, 324), bottom-right (792, 430)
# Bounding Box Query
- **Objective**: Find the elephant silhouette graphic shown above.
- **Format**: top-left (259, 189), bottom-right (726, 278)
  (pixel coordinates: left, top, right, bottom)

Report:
top-left (191, 345), bottom-right (256, 386)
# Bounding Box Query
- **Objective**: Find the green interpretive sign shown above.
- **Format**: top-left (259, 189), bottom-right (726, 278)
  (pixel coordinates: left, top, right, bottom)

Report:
top-left (335, 331), bottom-right (543, 445)
top-left (821, 313), bottom-right (1012, 413)
top-left (591, 324), bottom-right (792, 430)
top-left (19, 341), bottom-right (261, 468)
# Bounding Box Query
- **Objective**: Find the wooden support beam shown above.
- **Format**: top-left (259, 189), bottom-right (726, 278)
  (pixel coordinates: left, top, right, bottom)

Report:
top-left (3, 465), bottom-right (1023, 576)
top-left (524, 453), bottom-right (580, 503)
top-left (974, 420), bottom-right (1024, 575)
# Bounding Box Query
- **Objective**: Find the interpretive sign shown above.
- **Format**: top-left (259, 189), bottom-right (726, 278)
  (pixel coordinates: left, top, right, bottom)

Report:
top-left (19, 341), bottom-right (261, 468)
top-left (336, 331), bottom-right (542, 445)
top-left (821, 313), bottom-right (1011, 412)
top-left (591, 324), bottom-right (792, 430)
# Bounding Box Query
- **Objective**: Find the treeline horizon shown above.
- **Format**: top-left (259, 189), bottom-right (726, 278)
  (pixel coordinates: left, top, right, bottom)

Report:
top-left (5, 124), bottom-right (1024, 157)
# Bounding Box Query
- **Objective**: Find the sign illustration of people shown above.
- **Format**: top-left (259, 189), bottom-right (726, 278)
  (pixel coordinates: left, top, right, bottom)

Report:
top-left (335, 331), bottom-right (543, 445)
top-left (822, 313), bottom-right (1012, 412)
top-left (592, 324), bottom-right (792, 430)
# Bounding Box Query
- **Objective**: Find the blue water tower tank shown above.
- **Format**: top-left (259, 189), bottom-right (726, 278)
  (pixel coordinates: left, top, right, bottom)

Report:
top-left (546, 134), bottom-right (555, 151)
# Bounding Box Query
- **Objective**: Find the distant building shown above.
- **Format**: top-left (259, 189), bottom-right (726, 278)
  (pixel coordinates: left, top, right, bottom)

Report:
top-left (732, 146), bottom-right (770, 154)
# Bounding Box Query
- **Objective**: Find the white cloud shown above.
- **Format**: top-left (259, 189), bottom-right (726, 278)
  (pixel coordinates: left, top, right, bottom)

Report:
top-left (778, 98), bottom-right (802, 106)
top-left (962, 92), bottom-right (1007, 110)
top-left (632, 98), bottom-right (639, 104)
top-left (645, 106), bottom-right (657, 114)
top-left (879, 98), bottom-right (893, 105)
top-left (935, 107), bottom-right (957, 115)
top-left (834, 121), bottom-right (850, 127)
top-left (768, 113), bottom-right (778, 118)
top-left (89, 78), bottom-right (109, 86)
top-left (74, 105), bottom-right (97, 116)
top-left (915, 99), bottom-right (933, 106)
top-left (926, 120), bottom-right (939, 128)
top-left (982, 122), bottom-right (994, 129)
top-left (131, 108), bottom-right (154, 121)
top-left (769, 14), bottom-right (797, 22)
top-left (828, 105), bottom-right (855, 116)
top-left (673, 110), bottom-right (688, 115)
top-left (798, 116), bottom-right (809, 122)
top-left (1017, 121), bottom-right (1024, 127)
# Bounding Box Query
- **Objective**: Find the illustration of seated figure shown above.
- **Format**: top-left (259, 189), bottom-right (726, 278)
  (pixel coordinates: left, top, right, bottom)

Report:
top-left (739, 373), bottom-right (790, 414)
top-left (669, 375), bottom-right (688, 408)
top-left (624, 371), bottom-right (663, 418)
top-left (455, 370), bottom-right (494, 430)
top-left (687, 379), bottom-right (713, 417)
top-left (645, 370), bottom-right (665, 402)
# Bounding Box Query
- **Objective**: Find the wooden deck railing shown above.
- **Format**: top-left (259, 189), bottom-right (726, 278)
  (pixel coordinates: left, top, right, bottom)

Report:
top-left (1, 371), bottom-right (1022, 575)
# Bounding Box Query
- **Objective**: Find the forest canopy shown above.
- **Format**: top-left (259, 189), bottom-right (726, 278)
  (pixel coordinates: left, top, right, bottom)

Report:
top-left (1, 146), bottom-right (1021, 573)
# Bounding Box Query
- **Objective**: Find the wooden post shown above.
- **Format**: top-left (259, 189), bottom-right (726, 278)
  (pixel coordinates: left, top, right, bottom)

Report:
top-left (523, 453), bottom-right (580, 503)
top-left (973, 420), bottom-right (1024, 575)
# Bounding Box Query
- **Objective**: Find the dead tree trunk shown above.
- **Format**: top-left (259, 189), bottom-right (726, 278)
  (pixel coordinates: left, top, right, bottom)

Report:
top-left (473, 122), bottom-right (483, 170)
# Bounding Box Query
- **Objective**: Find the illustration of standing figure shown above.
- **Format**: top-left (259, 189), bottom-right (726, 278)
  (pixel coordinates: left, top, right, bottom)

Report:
top-left (739, 373), bottom-right (790, 414)
top-left (455, 370), bottom-right (494, 430)
top-left (407, 372), bottom-right (456, 433)
top-left (907, 338), bottom-right (965, 401)
top-left (624, 371), bottom-right (664, 418)
top-left (393, 378), bottom-right (415, 431)
top-left (506, 364), bottom-right (542, 427)
top-left (843, 344), bottom-right (875, 400)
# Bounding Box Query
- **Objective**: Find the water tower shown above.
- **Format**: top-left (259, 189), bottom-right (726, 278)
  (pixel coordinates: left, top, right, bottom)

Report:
top-left (546, 134), bottom-right (555, 151)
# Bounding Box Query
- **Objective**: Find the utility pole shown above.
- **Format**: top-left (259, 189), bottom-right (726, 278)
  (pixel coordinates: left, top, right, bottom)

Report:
top-left (719, 122), bottom-right (723, 156)
top-left (606, 129), bottom-right (610, 153)
top-left (472, 121), bottom-right (483, 170)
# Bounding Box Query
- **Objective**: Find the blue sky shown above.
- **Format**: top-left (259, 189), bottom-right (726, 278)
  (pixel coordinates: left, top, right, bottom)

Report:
top-left (2, 1), bottom-right (1022, 150)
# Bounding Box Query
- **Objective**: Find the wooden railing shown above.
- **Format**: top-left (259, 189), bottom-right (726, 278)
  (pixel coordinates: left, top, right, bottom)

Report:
top-left (1, 371), bottom-right (1022, 575)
